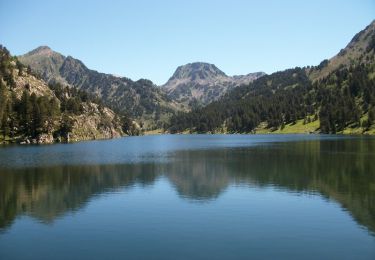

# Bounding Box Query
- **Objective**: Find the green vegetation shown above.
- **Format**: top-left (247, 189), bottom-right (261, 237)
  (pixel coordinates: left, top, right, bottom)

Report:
top-left (318, 64), bottom-right (375, 133)
top-left (168, 68), bottom-right (318, 133)
top-left (167, 63), bottom-right (375, 134)
top-left (255, 118), bottom-right (320, 134)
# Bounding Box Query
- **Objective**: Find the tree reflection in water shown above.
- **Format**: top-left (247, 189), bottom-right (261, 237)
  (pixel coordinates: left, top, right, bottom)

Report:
top-left (0, 138), bottom-right (374, 235)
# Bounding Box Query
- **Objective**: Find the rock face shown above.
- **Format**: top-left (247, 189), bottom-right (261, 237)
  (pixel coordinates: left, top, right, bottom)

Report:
top-left (19, 48), bottom-right (181, 124)
top-left (162, 62), bottom-right (265, 107)
top-left (13, 66), bottom-right (56, 99)
top-left (69, 103), bottom-right (123, 142)
top-left (37, 134), bottom-right (54, 144)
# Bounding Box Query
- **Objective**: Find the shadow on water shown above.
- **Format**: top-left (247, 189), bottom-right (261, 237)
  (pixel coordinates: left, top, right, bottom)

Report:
top-left (0, 137), bottom-right (374, 235)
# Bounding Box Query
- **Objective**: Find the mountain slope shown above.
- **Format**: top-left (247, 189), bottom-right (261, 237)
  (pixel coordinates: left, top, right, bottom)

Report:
top-left (162, 62), bottom-right (264, 108)
top-left (0, 45), bottom-right (130, 144)
top-left (308, 20), bottom-right (375, 81)
top-left (19, 47), bottom-right (181, 129)
top-left (168, 20), bottom-right (375, 134)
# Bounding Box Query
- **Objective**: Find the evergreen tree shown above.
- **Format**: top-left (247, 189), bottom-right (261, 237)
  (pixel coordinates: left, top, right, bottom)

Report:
top-left (367, 107), bottom-right (375, 128)
top-left (1, 101), bottom-right (9, 139)
top-left (30, 93), bottom-right (42, 137)
top-left (19, 90), bottom-right (33, 136)
top-left (59, 114), bottom-right (74, 139)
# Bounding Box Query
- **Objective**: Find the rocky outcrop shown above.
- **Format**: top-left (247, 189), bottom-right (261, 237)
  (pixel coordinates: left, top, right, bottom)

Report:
top-left (69, 103), bottom-right (123, 142)
top-left (13, 66), bottom-right (57, 99)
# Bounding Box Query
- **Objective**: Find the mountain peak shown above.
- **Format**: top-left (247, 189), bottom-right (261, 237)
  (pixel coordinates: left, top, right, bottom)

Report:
top-left (19, 46), bottom-right (67, 85)
top-left (170, 62), bottom-right (227, 81)
top-left (163, 62), bottom-right (264, 107)
top-left (27, 45), bottom-right (54, 56)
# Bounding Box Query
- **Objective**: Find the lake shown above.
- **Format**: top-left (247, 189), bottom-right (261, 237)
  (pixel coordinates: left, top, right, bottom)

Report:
top-left (0, 134), bottom-right (374, 259)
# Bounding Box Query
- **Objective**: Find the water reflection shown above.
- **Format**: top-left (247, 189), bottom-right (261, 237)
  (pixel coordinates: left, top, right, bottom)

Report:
top-left (0, 138), bottom-right (374, 235)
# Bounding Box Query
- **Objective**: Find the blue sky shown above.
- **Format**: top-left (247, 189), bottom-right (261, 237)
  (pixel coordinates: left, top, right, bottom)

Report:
top-left (0, 0), bottom-right (374, 85)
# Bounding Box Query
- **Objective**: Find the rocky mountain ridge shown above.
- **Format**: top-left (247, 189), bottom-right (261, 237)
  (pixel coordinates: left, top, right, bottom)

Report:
top-left (19, 49), bottom-right (265, 117)
top-left (19, 48), bottom-right (181, 129)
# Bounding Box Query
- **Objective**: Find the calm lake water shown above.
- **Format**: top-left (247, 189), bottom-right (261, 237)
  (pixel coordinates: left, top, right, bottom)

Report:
top-left (0, 134), bottom-right (374, 259)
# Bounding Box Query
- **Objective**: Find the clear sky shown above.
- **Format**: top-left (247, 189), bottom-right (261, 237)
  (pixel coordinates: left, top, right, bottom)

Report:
top-left (0, 0), bottom-right (374, 85)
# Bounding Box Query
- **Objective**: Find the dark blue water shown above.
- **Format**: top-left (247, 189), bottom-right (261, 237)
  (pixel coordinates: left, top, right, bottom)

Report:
top-left (0, 135), bottom-right (374, 259)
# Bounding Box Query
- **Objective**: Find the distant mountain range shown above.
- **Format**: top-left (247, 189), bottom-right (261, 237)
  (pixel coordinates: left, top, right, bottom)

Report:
top-left (19, 48), bottom-right (264, 122)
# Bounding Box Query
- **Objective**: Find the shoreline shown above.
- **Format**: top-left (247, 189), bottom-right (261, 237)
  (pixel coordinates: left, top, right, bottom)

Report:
top-left (2, 130), bottom-right (375, 146)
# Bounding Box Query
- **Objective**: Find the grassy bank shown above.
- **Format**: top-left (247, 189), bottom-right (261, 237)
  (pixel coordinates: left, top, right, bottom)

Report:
top-left (149, 118), bottom-right (375, 135)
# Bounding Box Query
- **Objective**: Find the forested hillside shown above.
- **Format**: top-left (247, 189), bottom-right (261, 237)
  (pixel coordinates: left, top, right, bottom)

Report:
top-left (0, 45), bottom-right (137, 144)
top-left (169, 68), bottom-right (315, 133)
top-left (168, 21), bottom-right (375, 134)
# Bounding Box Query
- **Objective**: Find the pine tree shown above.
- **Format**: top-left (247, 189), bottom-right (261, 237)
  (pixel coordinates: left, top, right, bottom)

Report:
top-left (60, 114), bottom-right (74, 140)
top-left (0, 81), bottom-right (7, 129)
top-left (19, 90), bottom-right (33, 136)
top-left (1, 98), bottom-right (14, 139)
top-left (368, 107), bottom-right (375, 128)
top-left (31, 93), bottom-right (42, 137)
top-left (1, 103), bottom-right (9, 139)
top-left (16, 60), bottom-right (23, 76)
